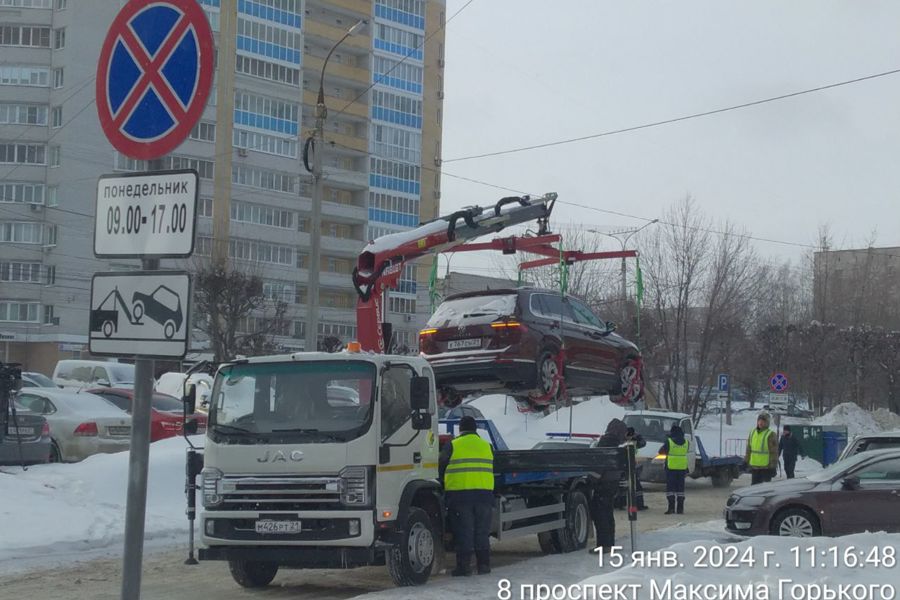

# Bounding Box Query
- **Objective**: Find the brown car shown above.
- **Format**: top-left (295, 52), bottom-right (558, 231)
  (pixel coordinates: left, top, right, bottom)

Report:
top-left (724, 448), bottom-right (900, 537)
top-left (419, 288), bottom-right (643, 411)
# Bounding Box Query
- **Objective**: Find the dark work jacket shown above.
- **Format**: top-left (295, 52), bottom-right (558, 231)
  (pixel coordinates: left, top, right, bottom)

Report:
top-left (592, 431), bottom-right (624, 487)
top-left (779, 434), bottom-right (802, 463)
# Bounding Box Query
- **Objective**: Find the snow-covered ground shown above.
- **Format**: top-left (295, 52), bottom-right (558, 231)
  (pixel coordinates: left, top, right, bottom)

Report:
top-left (0, 436), bottom-right (199, 574)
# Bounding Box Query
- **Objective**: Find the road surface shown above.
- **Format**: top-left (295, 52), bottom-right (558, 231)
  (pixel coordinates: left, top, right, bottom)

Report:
top-left (0, 477), bottom-right (741, 600)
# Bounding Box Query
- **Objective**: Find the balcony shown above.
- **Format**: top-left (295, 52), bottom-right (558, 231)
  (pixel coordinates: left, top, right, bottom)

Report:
top-left (324, 130), bottom-right (367, 153)
top-left (322, 200), bottom-right (367, 223)
top-left (325, 166), bottom-right (368, 189)
top-left (303, 19), bottom-right (370, 51)
top-left (303, 90), bottom-right (367, 120)
top-left (304, 54), bottom-right (369, 86)
top-left (307, 0), bottom-right (370, 18)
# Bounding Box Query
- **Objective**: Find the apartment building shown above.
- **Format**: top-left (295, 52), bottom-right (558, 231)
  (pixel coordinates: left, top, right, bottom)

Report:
top-left (0, 0), bottom-right (445, 372)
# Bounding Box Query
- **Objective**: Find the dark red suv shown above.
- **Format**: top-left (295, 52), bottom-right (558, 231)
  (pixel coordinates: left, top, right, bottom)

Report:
top-left (419, 288), bottom-right (644, 411)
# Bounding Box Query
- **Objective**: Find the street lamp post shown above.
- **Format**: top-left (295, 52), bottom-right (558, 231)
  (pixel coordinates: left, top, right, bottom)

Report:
top-left (588, 219), bottom-right (658, 325)
top-left (304, 19), bottom-right (367, 352)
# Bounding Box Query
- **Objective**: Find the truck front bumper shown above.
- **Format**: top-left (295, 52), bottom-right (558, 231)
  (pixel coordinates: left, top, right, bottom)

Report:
top-left (198, 545), bottom-right (383, 568)
top-left (200, 509), bottom-right (376, 548)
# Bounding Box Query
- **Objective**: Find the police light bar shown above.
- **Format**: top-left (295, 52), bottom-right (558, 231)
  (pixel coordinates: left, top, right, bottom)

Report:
top-left (545, 432), bottom-right (601, 439)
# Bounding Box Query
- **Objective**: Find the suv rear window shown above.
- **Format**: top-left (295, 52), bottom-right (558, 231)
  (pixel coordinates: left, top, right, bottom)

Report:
top-left (427, 294), bottom-right (517, 328)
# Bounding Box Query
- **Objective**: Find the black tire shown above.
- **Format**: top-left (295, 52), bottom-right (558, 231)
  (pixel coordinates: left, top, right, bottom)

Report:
top-left (615, 357), bottom-right (644, 406)
top-left (711, 471), bottom-right (733, 488)
top-left (228, 560), bottom-right (278, 588)
top-left (387, 507), bottom-right (435, 586)
top-left (555, 489), bottom-right (590, 552)
top-left (532, 349), bottom-right (563, 405)
top-left (49, 440), bottom-right (62, 463)
top-left (770, 507), bottom-right (821, 537)
top-left (538, 531), bottom-right (561, 554)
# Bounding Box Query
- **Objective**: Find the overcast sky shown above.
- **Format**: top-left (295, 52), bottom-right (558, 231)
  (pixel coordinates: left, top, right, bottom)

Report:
top-left (437, 0), bottom-right (900, 275)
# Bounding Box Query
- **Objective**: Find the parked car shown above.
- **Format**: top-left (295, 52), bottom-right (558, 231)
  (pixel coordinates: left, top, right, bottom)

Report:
top-left (1, 403), bottom-right (51, 466)
top-left (837, 430), bottom-right (900, 463)
top-left (420, 288), bottom-right (643, 412)
top-left (20, 371), bottom-right (59, 388)
top-left (88, 388), bottom-right (207, 442)
top-left (531, 435), bottom-right (597, 450)
top-left (14, 388), bottom-right (132, 462)
top-left (52, 360), bottom-right (134, 389)
top-left (724, 448), bottom-right (900, 537)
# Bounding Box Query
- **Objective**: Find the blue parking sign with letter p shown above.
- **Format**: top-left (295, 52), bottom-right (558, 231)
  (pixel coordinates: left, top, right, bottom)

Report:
top-left (718, 374), bottom-right (729, 392)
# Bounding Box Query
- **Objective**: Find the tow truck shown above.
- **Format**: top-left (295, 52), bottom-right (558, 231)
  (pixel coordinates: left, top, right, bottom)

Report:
top-left (184, 194), bottom-right (639, 588)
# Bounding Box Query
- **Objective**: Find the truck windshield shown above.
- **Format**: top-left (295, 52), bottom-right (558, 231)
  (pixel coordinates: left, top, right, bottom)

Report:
top-left (623, 415), bottom-right (684, 444)
top-left (209, 360), bottom-right (375, 443)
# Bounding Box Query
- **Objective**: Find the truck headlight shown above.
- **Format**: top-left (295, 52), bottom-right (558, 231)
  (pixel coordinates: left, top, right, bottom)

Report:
top-left (201, 467), bottom-right (223, 507)
top-left (340, 466), bottom-right (370, 506)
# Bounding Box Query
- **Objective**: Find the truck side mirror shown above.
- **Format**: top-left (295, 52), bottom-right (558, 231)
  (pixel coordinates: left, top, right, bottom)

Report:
top-left (183, 419), bottom-right (199, 435)
top-left (409, 376), bottom-right (430, 411)
top-left (183, 384), bottom-right (197, 415)
top-left (411, 412), bottom-right (432, 430)
top-left (841, 475), bottom-right (860, 490)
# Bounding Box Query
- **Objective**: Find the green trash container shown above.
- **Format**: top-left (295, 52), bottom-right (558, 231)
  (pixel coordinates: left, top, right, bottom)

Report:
top-left (781, 423), bottom-right (848, 466)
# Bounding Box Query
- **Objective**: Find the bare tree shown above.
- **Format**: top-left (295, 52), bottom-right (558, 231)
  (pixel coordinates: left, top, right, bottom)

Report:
top-left (191, 258), bottom-right (289, 362)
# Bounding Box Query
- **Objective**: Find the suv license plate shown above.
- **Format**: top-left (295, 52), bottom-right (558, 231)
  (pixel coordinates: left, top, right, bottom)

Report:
top-left (255, 520), bottom-right (301, 534)
top-left (448, 338), bottom-right (481, 350)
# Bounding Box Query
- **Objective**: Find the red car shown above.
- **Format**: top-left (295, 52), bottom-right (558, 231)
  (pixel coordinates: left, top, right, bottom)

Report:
top-left (420, 288), bottom-right (644, 412)
top-left (88, 388), bottom-right (207, 442)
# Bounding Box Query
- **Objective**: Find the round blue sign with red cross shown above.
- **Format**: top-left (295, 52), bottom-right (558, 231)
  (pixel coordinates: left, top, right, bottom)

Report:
top-left (770, 372), bottom-right (789, 392)
top-left (95, 0), bottom-right (214, 160)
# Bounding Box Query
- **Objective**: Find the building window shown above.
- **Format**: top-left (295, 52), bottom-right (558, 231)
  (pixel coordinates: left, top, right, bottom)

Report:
top-left (50, 105), bottom-right (61, 128)
top-left (52, 67), bottom-right (64, 88)
top-left (43, 304), bottom-right (55, 324)
top-left (0, 261), bottom-right (42, 283)
top-left (0, 222), bottom-right (44, 243)
top-left (0, 103), bottom-right (47, 125)
top-left (0, 66), bottom-right (49, 86)
top-left (46, 186), bottom-right (57, 207)
top-left (230, 200), bottom-right (293, 228)
top-left (0, 0), bottom-right (53, 6)
top-left (231, 164), bottom-right (295, 193)
top-left (197, 197), bottom-right (213, 217)
top-left (49, 145), bottom-right (60, 167)
top-left (189, 121), bottom-right (216, 142)
top-left (233, 128), bottom-right (297, 158)
top-left (44, 264), bottom-right (55, 284)
top-left (46, 224), bottom-right (57, 245)
top-left (0, 25), bottom-right (51, 47)
top-left (235, 55), bottom-right (300, 86)
top-left (0, 301), bottom-right (40, 322)
top-left (53, 27), bottom-right (65, 49)
top-left (0, 143), bottom-right (46, 165)
top-left (55, 0), bottom-right (66, 9)
top-left (0, 182), bottom-right (45, 204)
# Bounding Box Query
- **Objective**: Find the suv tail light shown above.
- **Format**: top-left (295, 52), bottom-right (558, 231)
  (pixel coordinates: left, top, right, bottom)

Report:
top-left (41, 421), bottom-right (50, 437)
top-left (490, 319), bottom-right (525, 344)
top-left (419, 328), bottom-right (438, 353)
top-left (73, 422), bottom-right (98, 437)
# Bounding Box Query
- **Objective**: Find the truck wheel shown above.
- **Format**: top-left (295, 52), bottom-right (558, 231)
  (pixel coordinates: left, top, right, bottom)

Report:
top-left (228, 560), bottom-right (278, 588)
top-left (711, 471), bottom-right (733, 488)
top-left (387, 507), bottom-right (435, 586)
top-left (555, 489), bottom-right (590, 552)
top-left (538, 531), bottom-right (561, 554)
top-left (102, 321), bottom-right (115, 338)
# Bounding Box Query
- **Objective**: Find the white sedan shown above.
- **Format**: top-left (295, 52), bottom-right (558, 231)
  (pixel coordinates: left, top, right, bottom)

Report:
top-left (14, 388), bottom-right (132, 462)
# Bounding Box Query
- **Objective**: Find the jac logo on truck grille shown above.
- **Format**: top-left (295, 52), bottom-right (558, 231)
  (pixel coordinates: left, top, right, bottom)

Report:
top-left (257, 450), bottom-right (304, 463)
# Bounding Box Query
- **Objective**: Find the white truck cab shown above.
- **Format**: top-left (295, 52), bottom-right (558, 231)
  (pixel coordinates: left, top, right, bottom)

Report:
top-left (198, 350), bottom-right (442, 586)
top-left (623, 410), bottom-right (697, 482)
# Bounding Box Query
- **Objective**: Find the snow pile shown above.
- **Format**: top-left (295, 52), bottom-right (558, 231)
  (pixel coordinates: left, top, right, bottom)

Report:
top-left (467, 395), bottom-right (625, 449)
top-left (813, 402), bottom-right (895, 438)
top-left (579, 533), bottom-right (900, 599)
top-left (0, 436), bottom-right (199, 571)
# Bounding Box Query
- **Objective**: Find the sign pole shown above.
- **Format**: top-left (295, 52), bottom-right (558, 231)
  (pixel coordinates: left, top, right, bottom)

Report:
top-left (121, 258), bottom-right (158, 600)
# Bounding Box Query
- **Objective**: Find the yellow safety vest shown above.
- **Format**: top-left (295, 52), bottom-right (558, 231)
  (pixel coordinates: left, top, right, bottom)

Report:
top-left (749, 429), bottom-right (773, 468)
top-left (444, 433), bottom-right (495, 492)
top-left (666, 438), bottom-right (689, 471)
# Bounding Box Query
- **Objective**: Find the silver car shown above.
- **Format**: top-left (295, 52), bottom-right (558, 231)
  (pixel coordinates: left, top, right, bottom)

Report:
top-left (14, 388), bottom-right (132, 462)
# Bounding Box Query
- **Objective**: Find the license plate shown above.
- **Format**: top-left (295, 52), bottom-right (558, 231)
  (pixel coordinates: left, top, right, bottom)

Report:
top-left (6, 427), bottom-right (34, 436)
top-left (255, 520), bottom-right (301, 534)
top-left (107, 426), bottom-right (131, 436)
top-left (447, 338), bottom-right (481, 350)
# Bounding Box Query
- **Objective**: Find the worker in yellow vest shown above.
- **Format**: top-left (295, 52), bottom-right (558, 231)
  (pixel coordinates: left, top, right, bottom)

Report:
top-left (657, 424), bottom-right (689, 514)
top-left (439, 415), bottom-right (494, 577)
top-left (745, 411), bottom-right (778, 484)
